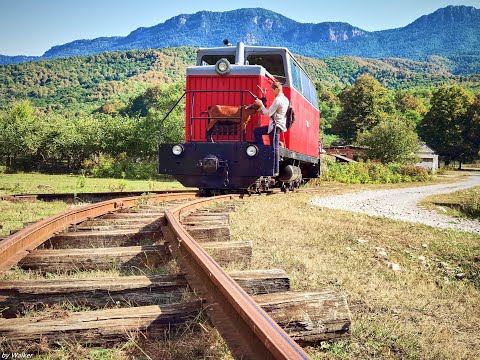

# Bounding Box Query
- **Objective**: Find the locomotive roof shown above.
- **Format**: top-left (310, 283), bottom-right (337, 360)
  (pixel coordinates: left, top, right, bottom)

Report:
top-left (197, 45), bottom-right (290, 56)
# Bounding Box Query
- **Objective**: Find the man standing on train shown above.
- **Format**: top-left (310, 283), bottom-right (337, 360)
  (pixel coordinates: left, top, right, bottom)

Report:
top-left (253, 82), bottom-right (289, 176)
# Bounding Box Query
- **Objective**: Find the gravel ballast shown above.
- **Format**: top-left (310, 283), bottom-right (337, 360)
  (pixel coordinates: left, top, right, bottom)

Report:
top-left (311, 174), bottom-right (480, 234)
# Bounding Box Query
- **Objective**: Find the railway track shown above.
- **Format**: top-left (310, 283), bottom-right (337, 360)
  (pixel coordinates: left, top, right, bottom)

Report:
top-left (0, 189), bottom-right (196, 203)
top-left (0, 191), bottom-right (351, 359)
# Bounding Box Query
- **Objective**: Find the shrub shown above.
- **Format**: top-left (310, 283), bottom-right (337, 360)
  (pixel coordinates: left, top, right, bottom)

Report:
top-left (398, 164), bottom-right (430, 181)
top-left (319, 158), bottom-right (432, 184)
top-left (463, 198), bottom-right (480, 218)
top-left (82, 153), bottom-right (156, 179)
top-left (460, 190), bottom-right (480, 219)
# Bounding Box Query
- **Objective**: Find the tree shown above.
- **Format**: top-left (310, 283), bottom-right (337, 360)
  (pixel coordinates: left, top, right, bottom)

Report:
top-left (356, 116), bottom-right (420, 164)
top-left (0, 101), bottom-right (42, 167)
top-left (465, 94), bottom-right (480, 161)
top-left (419, 86), bottom-right (474, 167)
top-left (332, 74), bottom-right (394, 143)
top-left (316, 83), bottom-right (341, 146)
top-left (394, 90), bottom-right (427, 127)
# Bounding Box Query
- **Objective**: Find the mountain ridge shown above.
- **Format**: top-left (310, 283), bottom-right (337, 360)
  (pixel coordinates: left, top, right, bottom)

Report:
top-left (1, 5), bottom-right (479, 65)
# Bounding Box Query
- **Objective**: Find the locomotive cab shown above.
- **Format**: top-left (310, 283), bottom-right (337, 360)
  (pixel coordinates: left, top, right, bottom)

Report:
top-left (158, 42), bottom-right (320, 192)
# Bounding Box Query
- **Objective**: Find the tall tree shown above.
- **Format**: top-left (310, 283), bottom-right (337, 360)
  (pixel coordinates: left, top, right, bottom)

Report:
top-left (332, 74), bottom-right (394, 143)
top-left (419, 86), bottom-right (474, 167)
top-left (356, 116), bottom-right (419, 164)
top-left (394, 90), bottom-right (427, 127)
top-left (0, 101), bottom-right (42, 167)
top-left (465, 94), bottom-right (480, 161)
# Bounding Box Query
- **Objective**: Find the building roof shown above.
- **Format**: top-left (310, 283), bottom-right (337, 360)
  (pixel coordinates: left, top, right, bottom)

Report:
top-left (418, 140), bottom-right (437, 155)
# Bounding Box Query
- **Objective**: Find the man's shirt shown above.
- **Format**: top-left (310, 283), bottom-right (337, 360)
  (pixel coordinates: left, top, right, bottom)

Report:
top-left (259, 93), bottom-right (289, 133)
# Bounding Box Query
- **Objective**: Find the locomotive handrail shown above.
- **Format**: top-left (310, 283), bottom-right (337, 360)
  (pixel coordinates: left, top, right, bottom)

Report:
top-left (188, 89), bottom-right (259, 142)
top-left (158, 91), bottom-right (187, 145)
top-left (158, 89), bottom-right (259, 144)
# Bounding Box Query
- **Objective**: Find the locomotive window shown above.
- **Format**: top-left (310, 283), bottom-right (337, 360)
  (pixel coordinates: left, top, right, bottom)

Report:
top-left (290, 57), bottom-right (319, 108)
top-left (200, 55), bottom-right (235, 66)
top-left (246, 54), bottom-right (286, 84)
top-left (289, 58), bottom-right (303, 93)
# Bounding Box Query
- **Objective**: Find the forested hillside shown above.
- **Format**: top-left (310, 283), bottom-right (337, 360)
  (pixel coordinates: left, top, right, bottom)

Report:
top-left (1, 46), bottom-right (479, 113)
top-left (0, 48), bottom-right (196, 112)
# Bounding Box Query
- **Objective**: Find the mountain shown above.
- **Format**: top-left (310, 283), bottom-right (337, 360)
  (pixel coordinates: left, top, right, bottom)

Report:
top-left (1, 6), bottom-right (479, 66)
top-left (0, 55), bottom-right (39, 65)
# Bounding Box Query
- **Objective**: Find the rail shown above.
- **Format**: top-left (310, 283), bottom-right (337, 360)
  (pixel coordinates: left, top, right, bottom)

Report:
top-left (163, 195), bottom-right (311, 360)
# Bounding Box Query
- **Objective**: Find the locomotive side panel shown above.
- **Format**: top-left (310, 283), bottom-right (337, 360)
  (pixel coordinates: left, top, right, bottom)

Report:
top-left (282, 87), bottom-right (320, 158)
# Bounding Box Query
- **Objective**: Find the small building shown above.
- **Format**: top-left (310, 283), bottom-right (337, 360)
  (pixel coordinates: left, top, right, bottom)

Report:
top-left (323, 145), bottom-right (367, 162)
top-left (416, 141), bottom-right (439, 172)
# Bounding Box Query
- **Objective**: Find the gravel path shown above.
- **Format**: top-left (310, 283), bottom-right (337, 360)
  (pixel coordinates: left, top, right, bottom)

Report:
top-left (311, 174), bottom-right (480, 234)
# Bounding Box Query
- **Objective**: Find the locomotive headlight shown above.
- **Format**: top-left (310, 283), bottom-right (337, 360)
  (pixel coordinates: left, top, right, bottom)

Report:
top-left (215, 58), bottom-right (231, 75)
top-left (172, 144), bottom-right (184, 156)
top-left (246, 145), bottom-right (258, 157)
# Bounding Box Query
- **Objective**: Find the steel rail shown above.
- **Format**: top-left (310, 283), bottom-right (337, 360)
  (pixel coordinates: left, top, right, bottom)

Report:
top-left (0, 192), bottom-right (199, 272)
top-left (0, 189), bottom-right (196, 202)
top-left (163, 195), bottom-right (311, 360)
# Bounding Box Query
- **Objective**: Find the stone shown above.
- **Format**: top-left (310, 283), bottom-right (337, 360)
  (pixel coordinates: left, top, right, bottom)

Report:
top-left (377, 250), bottom-right (388, 258)
top-left (387, 262), bottom-right (401, 271)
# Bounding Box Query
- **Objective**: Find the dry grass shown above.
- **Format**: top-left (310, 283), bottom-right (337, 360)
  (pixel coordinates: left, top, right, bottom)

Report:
top-left (2, 319), bottom-right (230, 360)
top-left (230, 185), bottom-right (480, 359)
top-left (420, 186), bottom-right (480, 220)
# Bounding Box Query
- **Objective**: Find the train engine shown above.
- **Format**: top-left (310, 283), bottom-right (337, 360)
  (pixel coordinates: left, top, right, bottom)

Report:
top-left (158, 42), bottom-right (321, 193)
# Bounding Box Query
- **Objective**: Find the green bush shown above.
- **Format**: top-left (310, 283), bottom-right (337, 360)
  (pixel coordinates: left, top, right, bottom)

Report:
top-left (82, 153), bottom-right (156, 179)
top-left (319, 158), bottom-right (432, 184)
top-left (461, 195), bottom-right (480, 219)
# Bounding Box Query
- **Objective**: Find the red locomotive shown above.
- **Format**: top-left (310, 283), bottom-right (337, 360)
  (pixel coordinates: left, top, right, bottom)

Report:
top-left (158, 41), bottom-right (320, 193)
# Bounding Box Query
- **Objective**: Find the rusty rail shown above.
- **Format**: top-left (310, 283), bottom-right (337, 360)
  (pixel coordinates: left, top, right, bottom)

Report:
top-left (0, 192), bottom-right (199, 272)
top-left (163, 195), bottom-right (311, 360)
top-left (0, 189), bottom-right (196, 203)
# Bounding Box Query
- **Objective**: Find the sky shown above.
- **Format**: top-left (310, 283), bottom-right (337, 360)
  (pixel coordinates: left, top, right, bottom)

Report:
top-left (1, 0), bottom-right (479, 56)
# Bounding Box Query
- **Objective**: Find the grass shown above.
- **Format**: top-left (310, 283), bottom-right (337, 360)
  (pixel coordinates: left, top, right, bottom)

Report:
top-left (0, 172), bottom-right (188, 237)
top-left (230, 184), bottom-right (480, 359)
top-left (420, 186), bottom-right (480, 220)
top-left (2, 173), bottom-right (479, 359)
top-left (0, 173), bottom-right (188, 196)
top-left (2, 320), bottom-right (231, 360)
top-left (0, 200), bottom-right (68, 237)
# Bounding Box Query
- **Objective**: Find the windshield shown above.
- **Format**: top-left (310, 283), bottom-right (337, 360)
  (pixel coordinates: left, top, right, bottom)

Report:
top-left (200, 55), bottom-right (235, 66)
top-left (246, 54), bottom-right (286, 84)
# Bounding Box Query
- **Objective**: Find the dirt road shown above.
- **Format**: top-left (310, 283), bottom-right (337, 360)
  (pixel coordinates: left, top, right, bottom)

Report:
top-left (311, 174), bottom-right (480, 234)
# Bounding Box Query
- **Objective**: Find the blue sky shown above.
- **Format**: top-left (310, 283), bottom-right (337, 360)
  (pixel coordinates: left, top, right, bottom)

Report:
top-left (1, 0), bottom-right (479, 56)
